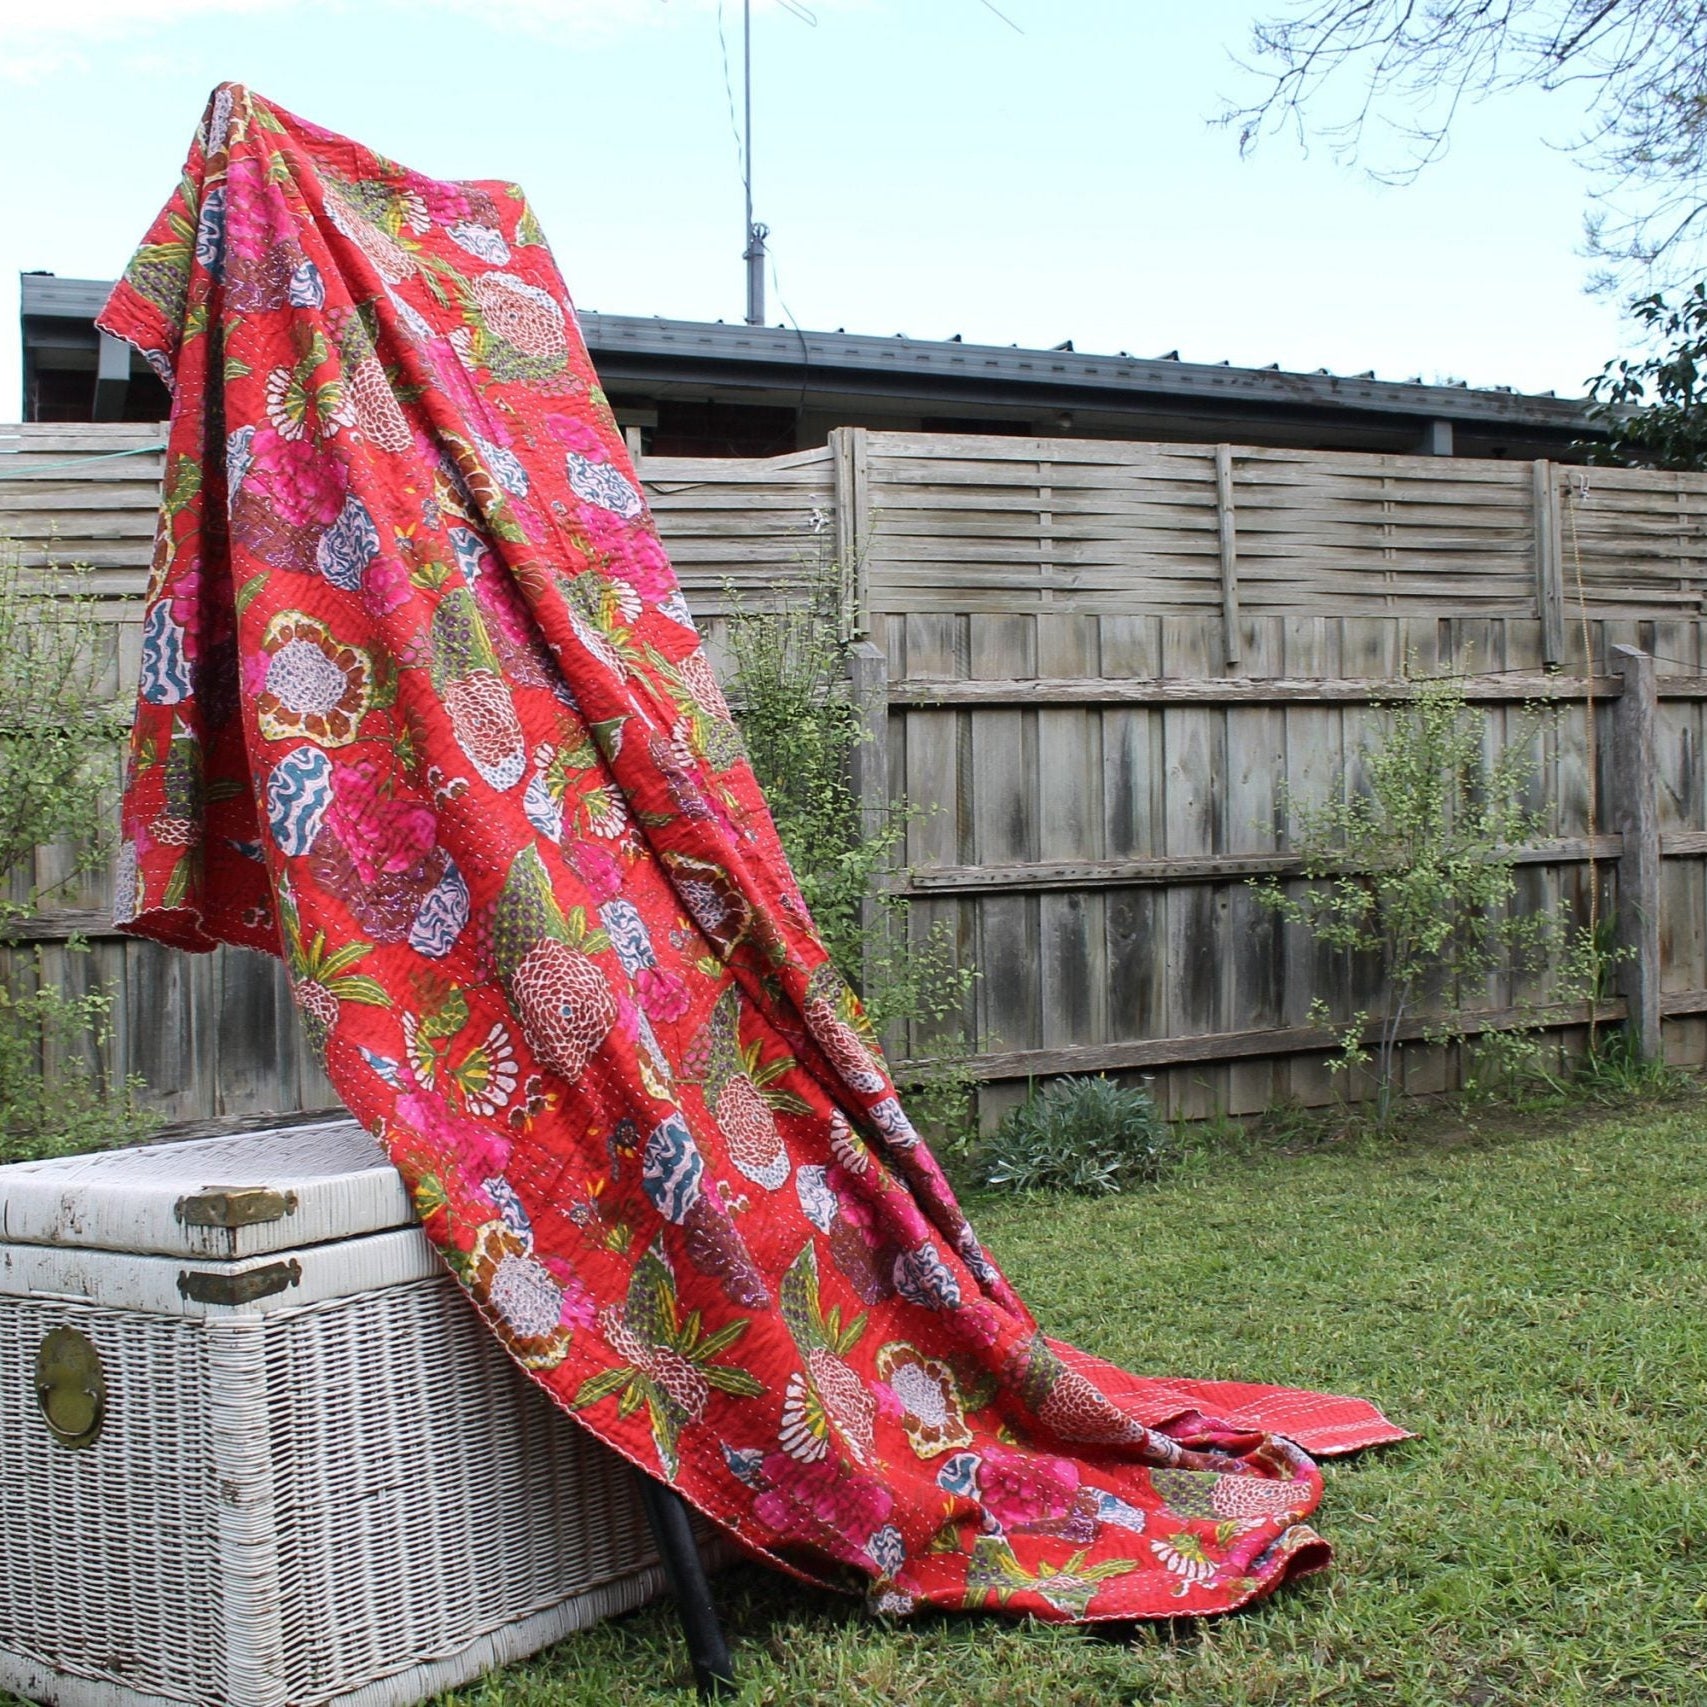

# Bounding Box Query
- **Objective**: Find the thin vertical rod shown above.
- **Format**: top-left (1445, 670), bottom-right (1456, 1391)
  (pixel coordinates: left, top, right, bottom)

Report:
top-left (741, 0), bottom-right (765, 325)
top-left (638, 1475), bottom-right (736, 1698)
top-left (743, 0), bottom-right (753, 242)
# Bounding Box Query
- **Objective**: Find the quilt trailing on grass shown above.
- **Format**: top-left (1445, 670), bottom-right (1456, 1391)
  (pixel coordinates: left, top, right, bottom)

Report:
top-left (104, 84), bottom-right (1406, 1624)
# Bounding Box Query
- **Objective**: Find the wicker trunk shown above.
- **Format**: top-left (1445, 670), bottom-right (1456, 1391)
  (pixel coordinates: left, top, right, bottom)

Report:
top-left (0, 1120), bottom-right (680, 1707)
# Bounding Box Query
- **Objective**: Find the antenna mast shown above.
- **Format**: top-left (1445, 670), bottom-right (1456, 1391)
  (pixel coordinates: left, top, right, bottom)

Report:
top-left (742, 0), bottom-right (767, 326)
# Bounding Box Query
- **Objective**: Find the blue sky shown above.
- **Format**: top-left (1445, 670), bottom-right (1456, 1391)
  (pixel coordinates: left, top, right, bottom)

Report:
top-left (0, 0), bottom-right (1643, 417)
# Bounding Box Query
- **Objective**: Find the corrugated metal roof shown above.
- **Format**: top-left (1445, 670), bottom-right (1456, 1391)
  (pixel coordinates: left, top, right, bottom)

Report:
top-left (22, 272), bottom-right (1594, 431)
top-left (576, 311), bottom-right (1590, 429)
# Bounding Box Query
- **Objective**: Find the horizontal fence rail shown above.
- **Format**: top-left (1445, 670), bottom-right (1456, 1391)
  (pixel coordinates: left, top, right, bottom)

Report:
top-left (883, 673), bottom-right (1707, 704)
top-left (6, 423), bottom-right (1707, 1126)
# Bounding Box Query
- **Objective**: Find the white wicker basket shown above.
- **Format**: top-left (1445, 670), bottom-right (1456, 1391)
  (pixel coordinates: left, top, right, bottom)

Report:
top-left (0, 1119), bottom-right (681, 1707)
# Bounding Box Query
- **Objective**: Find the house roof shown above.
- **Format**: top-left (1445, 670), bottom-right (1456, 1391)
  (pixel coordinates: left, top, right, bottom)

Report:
top-left (575, 309), bottom-right (1592, 433)
top-left (20, 272), bottom-right (1600, 453)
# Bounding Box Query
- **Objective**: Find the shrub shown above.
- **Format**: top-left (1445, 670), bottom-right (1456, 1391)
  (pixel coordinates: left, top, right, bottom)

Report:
top-left (0, 542), bottom-right (155, 1162)
top-left (723, 554), bottom-right (881, 975)
top-left (1586, 283), bottom-right (1707, 472)
top-left (979, 1075), bottom-right (1175, 1194)
top-left (1252, 671), bottom-right (1611, 1128)
top-left (726, 551), bottom-right (978, 1146)
top-left (0, 979), bottom-right (148, 1163)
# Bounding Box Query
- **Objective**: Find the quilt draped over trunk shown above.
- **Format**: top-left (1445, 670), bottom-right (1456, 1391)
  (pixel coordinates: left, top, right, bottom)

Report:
top-left (102, 84), bottom-right (1405, 1624)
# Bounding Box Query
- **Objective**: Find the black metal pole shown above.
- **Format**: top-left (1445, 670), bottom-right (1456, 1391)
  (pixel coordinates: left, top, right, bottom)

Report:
top-left (637, 1473), bottom-right (736, 1698)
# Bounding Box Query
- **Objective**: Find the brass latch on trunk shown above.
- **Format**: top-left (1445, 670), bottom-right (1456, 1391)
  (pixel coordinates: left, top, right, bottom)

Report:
top-left (177, 1259), bottom-right (303, 1307)
top-left (174, 1186), bottom-right (299, 1228)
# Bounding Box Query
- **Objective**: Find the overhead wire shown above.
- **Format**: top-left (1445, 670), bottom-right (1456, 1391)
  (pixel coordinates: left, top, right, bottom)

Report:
top-left (712, 1), bottom-right (748, 191)
top-left (768, 252), bottom-right (813, 421)
top-left (973, 0), bottom-right (1024, 31)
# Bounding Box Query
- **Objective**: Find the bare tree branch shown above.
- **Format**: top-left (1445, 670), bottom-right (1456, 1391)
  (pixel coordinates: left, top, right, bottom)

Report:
top-left (1224, 1), bottom-right (1707, 288)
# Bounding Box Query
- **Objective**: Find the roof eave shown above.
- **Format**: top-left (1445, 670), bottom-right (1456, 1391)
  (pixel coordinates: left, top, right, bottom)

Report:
top-left (18, 275), bottom-right (1596, 432)
top-left (579, 311), bottom-right (1594, 431)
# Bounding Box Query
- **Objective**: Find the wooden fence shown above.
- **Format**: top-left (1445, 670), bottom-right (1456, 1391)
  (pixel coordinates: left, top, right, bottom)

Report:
top-left (5, 423), bottom-right (1707, 1126)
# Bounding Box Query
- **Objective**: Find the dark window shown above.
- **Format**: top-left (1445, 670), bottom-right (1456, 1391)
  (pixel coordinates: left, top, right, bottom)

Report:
top-left (920, 416), bottom-right (1036, 436)
top-left (648, 400), bottom-right (798, 458)
top-left (23, 356), bottom-right (170, 423)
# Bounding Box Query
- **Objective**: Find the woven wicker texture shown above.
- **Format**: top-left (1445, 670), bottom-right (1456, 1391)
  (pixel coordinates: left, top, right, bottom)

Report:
top-left (0, 1120), bottom-right (404, 1260)
top-left (1, 1121), bottom-right (379, 1187)
top-left (0, 1298), bottom-right (229, 1703)
top-left (0, 1257), bottom-right (665, 1707)
top-left (265, 1278), bottom-right (654, 1703)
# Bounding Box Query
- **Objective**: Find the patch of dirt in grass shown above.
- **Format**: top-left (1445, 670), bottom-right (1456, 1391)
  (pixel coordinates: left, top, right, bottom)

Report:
top-left (1234, 1068), bottom-right (1705, 1164)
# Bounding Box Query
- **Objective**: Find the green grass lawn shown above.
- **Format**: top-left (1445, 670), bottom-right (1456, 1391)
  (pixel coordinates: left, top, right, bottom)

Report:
top-left (444, 1095), bottom-right (1707, 1707)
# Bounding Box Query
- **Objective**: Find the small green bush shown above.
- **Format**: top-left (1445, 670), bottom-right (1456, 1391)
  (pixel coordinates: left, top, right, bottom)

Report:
top-left (0, 542), bottom-right (155, 1163)
top-left (725, 550), bottom-right (978, 1146)
top-left (1251, 670), bottom-right (1616, 1129)
top-left (0, 979), bottom-right (151, 1163)
top-left (979, 1075), bottom-right (1175, 1194)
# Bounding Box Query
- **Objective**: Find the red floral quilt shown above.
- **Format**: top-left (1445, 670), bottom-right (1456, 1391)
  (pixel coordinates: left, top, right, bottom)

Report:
top-left (102, 84), bottom-right (1406, 1624)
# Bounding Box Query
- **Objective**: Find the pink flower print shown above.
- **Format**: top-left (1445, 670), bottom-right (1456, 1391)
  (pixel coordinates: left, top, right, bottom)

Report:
top-left (635, 964), bottom-right (692, 1023)
top-left (413, 176), bottom-right (473, 226)
top-left (361, 555), bottom-right (412, 617)
top-left (167, 569), bottom-right (203, 634)
top-left (324, 758), bottom-right (438, 884)
top-left (568, 839), bottom-right (624, 904)
top-left (975, 1444), bottom-right (1080, 1530)
top-left (826, 1164), bottom-right (884, 1245)
top-left (247, 426), bottom-right (345, 527)
top-left (581, 504), bottom-right (671, 600)
top-left (394, 1088), bottom-right (513, 1180)
top-left (223, 155), bottom-right (296, 260)
top-left (956, 1299), bottom-right (1005, 1350)
top-left (241, 647), bottom-right (270, 700)
top-left (544, 411), bottom-right (607, 458)
top-left (167, 568), bottom-right (233, 660)
top-left (621, 531), bottom-right (675, 603)
top-left (753, 1453), bottom-right (894, 1557)
top-left (473, 562), bottom-right (539, 653)
top-left (883, 1189), bottom-right (936, 1251)
top-left (543, 1257), bottom-right (597, 1331)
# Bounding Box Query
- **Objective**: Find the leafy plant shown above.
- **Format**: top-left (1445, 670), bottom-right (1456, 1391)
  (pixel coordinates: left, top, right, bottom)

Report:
top-left (1586, 282), bottom-right (1707, 471)
top-left (724, 556), bottom-right (875, 966)
top-left (0, 542), bottom-right (155, 1162)
top-left (978, 1075), bottom-right (1176, 1195)
top-left (1252, 672), bottom-right (1609, 1129)
top-left (1569, 1021), bottom-right (1693, 1105)
top-left (725, 549), bottom-right (977, 1144)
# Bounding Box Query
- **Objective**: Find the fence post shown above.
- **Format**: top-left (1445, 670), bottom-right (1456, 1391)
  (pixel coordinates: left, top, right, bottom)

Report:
top-left (846, 639), bottom-right (891, 997)
top-left (1214, 444), bottom-right (1241, 673)
top-left (830, 426), bottom-right (870, 640)
top-left (1611, 644), bottom-right (1662, 1059)
top-left (1532, 460), bottom-right (1565, 666)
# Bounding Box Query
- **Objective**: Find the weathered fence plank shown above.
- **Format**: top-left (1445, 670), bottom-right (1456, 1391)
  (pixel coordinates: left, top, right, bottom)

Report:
top-left (9, 425), bottom-right (1707, 1124)
top-left (1533, 460), bottom-right (1565, 665)
top-left (1613, 645), bottom-right (1663, 1058)
top-left (914, 997), bottom-right (1635, 1083)
top-left (1215, 445), bottom-right (1241, 672)
top-left (885, 673), bottom-right (1671, 705)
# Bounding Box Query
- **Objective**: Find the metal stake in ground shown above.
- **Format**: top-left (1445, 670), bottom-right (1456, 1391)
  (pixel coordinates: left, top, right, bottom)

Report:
top-left (637, 1474), bottom-right (737, 1697)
